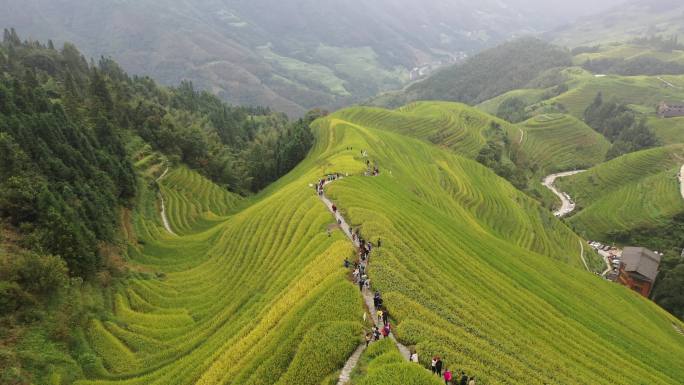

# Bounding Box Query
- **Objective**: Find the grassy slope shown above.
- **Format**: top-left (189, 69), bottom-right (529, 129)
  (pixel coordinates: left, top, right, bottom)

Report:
top-left (334, 101), bottom-right (517, 159)
top-left (477, 63), bottom-right (684, 146)
top-left (573, 44), bottom-right (684, 66)
top-left (159, 166), bottom-right (243, 235)
top-left (648, 115), bottom-right (684, 145)
top-left (517, 114), bottom-right (611, 174)
top-left (551, 74), bottom-right (684, 118)
top-left (78, 159), bottom-right (364, 384)
top-left (75, 114), bottom-right (684, 385)
top-left (315, 115), bottom-right (684, 384)
top-left (558, 145), bottom-right (684, 239)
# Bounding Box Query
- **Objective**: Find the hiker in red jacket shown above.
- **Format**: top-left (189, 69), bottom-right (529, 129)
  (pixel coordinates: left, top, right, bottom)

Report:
top-left (381, 323), bottom-right (390, 337)
top-left (444, 368), bottom-right (453, 384)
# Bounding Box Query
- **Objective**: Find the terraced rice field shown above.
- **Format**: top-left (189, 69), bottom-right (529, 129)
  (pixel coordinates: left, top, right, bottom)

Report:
top-left (315, 116), bottom-right (684, 384)
top-left (558, 145), bottom-right (684, 239)
top-left (79, 164), bottom-right (364, 385)
top-left (573, 44), bottom-right (684, 66)
top-left (648, 116), bottom-right (684, 145)
top-left (517, 114), bottom-right (610, 174)
top-left (77, 108), bottom-right (684, 384)
top-left (158, 166), bottom-right (243, 235)
top-left (332, 101), bottom-right (515, 158)
top-left (549, 74), bottom-right (684, 118)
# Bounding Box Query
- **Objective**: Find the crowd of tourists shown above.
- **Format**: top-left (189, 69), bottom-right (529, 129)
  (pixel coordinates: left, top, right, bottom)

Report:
top-left (426, 356), bottom-right (478, 385)
top-left (316, 152), bottom-right (480, 384)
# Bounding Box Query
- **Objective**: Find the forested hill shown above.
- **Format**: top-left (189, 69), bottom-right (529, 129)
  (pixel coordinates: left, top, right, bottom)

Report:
top-left (371, 39), bottom-right (572, 108)
top-left (0, 31), bottom-right (315, 381)
top-left (0, 0), bottom-right (623, 116)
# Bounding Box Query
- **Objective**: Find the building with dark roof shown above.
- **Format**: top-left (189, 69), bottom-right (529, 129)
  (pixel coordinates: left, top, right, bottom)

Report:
top-left (617, 247), bottom-right (661, 297)
top-left (657, 101), bottom-right (684, 118)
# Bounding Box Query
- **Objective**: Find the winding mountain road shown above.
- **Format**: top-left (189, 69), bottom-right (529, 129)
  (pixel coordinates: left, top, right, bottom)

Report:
top-left (542, 170), bottom-right (586, 217)
top-left (658, 76), bottom-right (679, 89)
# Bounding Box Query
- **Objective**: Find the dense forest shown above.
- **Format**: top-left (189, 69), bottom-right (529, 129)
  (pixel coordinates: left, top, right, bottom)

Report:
top-left (583, 92), bottom-right (659, 159)
top-left (0, 29), bottom-right (314, 383)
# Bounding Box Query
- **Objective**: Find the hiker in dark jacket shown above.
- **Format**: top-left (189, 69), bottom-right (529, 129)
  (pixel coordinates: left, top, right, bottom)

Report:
top-left (435, 358), bottom-right (443, 376)
top-left (459, 372), bottom-right (468, 385)
top-left (373, 326), bottom-right (380, 341)
top-left (382, 309), bottom-right (389, 325)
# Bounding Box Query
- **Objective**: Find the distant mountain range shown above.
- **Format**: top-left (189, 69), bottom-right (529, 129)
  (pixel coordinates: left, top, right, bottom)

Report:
top-left (549, 0), bottom-right (684, 47)
top-left (0, 0), bottom-right (625, 115)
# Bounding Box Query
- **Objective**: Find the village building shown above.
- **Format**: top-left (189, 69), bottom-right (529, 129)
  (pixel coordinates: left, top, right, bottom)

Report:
top-left (616, 247), bottom-right (661, 297)
top-left (657, 101), bottom-right (684, 118)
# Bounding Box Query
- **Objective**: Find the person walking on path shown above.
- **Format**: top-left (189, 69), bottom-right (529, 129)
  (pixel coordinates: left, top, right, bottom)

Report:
top-left (365, 332), bottom-right (372, 347)
top-left (467, 376), bottom-right (476, 385)
top-left (382, 309), bottom-right (389, 325)
top-left (373, 326), bottom-right (380, 341)
top-left (431, 357), bottom-right (437, 374)
top-left (410, 351), bottom-right (419, 363)
top-left (358, 278), bottom-right (364, 291)
top-left (444, 368), bottom-right (453, 385)
top-left (435, 357), bottom-right (443, 376)
top-left (381, 323), bottom-right (390, 338)
top-left (459, 372), bottom-right (468, 385)
top-left (376, 309), bottom-right (383, 324)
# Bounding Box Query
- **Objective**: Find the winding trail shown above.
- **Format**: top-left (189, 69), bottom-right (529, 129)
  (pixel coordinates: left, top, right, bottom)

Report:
top-left (156, 167), bottom-right (176, 236)
top-left (518, 128), bottom-right (525, 145)
top-left (578, 240), bottom-right (590, 272)
top-left (658, 76), bottom-right (679, 89)
top-left (317, 176), bottom-right (411, 385)
top-left (542, 170), bottom-right (586, 217)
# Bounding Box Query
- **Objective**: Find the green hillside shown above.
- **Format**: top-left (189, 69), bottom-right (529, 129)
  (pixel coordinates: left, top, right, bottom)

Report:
top-left (550, 74), bottom-right (684, 118)
top-left (371, 38), bottom-right (572, 109)
top-left (558, 145), bottom-right (684, 240)
top-left (333, 102), bottom-right (515, 158)
top-left (648, 116), bottom-right (684, 145)
top-left (158, 166), bottom-right (243, 235)
top-left (573, 43), bottom-right (684, 67)
top-left (65, 106), bottom-right (684, 385)
top-left (517, 114), bottom-right (611, 174)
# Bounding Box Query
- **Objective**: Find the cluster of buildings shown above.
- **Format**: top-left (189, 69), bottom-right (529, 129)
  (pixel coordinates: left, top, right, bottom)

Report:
top-left (657, 101), bottom-right (684, 118)
top-left (408, 52), bottom-right (467, 81)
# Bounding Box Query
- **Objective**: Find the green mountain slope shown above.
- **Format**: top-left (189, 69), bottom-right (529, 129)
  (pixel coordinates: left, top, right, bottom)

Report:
top-left (371, 38), bottom-right (572, 109)
top-left (158, 166), bottom-right (243, 235)
top-left (558, 145), bottom-right (684, 240)
top-left (517, 114), bottom-right (611, 173)
top-left (69, 105), bottom-right (684, 384)
top-left (331, 102), bottom-right (515, 158)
